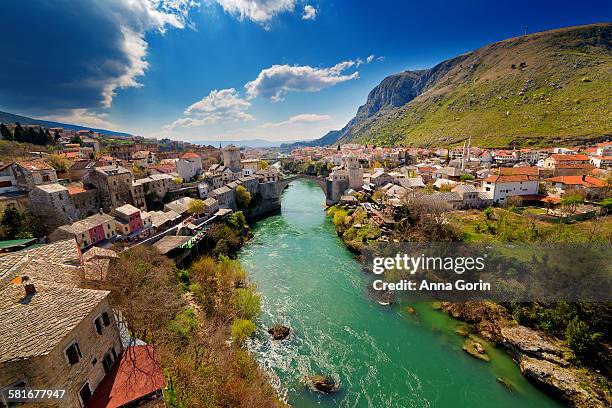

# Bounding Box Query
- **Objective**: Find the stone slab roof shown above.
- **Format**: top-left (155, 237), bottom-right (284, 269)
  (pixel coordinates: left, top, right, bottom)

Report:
top-left (0, 284), bottom-right (109, 363)
top-left (0, 239), bottom-right (80, 285)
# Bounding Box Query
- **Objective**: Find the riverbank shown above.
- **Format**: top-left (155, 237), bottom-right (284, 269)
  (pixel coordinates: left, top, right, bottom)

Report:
top-left (325, 202), bottom-right (610, 408)
top-left (96, 211), bottom-right (287, 408)
top-left (440, 302), bottom-right (610, 408)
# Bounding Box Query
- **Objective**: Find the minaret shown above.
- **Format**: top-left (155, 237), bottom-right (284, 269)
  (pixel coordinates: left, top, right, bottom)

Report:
top-left (466, 136), bottom-right (472, 164)
top-left (461, 140), bottom-right (467, 170)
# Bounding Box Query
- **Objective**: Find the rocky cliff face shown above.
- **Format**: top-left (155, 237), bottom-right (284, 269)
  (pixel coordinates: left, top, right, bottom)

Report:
top-left (301, 23), bottom-right (611, 148)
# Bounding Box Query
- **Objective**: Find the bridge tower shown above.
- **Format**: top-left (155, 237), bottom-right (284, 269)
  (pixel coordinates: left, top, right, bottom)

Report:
top-left (222, 144), bottom-right (242, 172)
top-left (342, 153), bottom-right (363, 190)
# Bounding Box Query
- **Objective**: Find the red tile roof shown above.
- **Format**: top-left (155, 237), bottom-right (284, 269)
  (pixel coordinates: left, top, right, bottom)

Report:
top-left (181, 152), bottom-right (200, 159)
top-left (544, 175), bottom-right (608, 188)
top-left (550, 154), bottom-right (590, 162)
top-left (498, 167), bottom-right (539, 176)
top-left (16, 159), bottom-right (54, 171)
top-left (484, 174), bottom-right (536, 183)
top-left (88, 345), bottom-right (165, 408)
top-left (65, 183), bottom-right (87, 195)
top-left (554, 163), bottom-right (594, 169)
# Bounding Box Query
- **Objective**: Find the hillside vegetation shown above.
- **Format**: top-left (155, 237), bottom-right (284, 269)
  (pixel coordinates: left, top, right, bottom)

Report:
top-left (329, 23), bottom-right (612, 147)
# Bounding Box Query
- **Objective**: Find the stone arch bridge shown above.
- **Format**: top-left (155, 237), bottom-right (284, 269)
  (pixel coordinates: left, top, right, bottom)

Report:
top-left (276, 174), bottom-right (328, 195)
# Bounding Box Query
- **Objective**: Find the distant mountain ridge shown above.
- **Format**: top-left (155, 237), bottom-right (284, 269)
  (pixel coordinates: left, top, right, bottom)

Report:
top-left (0, 110), bottom-right (131, 137)
top-left (290, 23), bottom-right (611, 148)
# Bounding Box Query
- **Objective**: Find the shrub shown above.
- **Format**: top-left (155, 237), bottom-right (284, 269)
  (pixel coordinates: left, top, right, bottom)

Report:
top-left (232, 287), bottom-right (261, 319)
top-left (235, 186), bottom-right (252, 210)
top-left (565, 316), bottom-right (602, 364)
top-left (231, 319), bottom-right (256, 343)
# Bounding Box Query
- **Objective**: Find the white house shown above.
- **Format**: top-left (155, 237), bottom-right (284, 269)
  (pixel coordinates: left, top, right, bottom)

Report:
top-left (482, 175), bottom-right (539, 204)
top-left (176, 152), bottom-right (202, 182)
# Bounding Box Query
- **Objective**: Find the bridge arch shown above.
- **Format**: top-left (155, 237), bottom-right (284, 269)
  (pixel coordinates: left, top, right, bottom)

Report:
top-left (277, 174), bottom-right (328, 195)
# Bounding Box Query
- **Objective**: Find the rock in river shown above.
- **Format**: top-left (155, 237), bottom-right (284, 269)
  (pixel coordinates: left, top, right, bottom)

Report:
top-left (309, 374), bottom-right (340, 393)
top-left (268, 324), bottom-right (290, 340)
top-left (462, 338), bottom-right (490, 362)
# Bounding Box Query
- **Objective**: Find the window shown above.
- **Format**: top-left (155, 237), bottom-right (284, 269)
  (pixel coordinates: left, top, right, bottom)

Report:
top-left (0, 381), bottom-right (28, 408)
top-left (65, 342), bottom-right (82, 365)
top-left (102, 312), bottom-right (111, 326)
top-left (79, 383), bottom-right (92, 407)
top-left (102, 349), bottom-right (115, 374)
top-left (93, 313), bottom-right (108, 335)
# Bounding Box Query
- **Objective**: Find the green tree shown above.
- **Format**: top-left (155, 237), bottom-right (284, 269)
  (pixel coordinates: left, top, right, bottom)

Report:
top-left (187, 198), bottom-right (205, 215)
top-left (560, 194), bottom-right (584, 215)
top-left (0, 207), bottom-right (43, 239)
top-left (460, 174), bottom-right (475, 181)
top-left (70, 135), bottom-right (83, 145)
top-left (13, 123), bottom-right (25, 142)
top-left (0, 124), bottom-right (12, 141)
top-left (47, 154), bottom-right (69, 173)
top-left (228, 211), bottom-right (247, 230)
top-left (235, 186), bottom-right (251, 210)
top-left (258, 160), bottom-right (269, 170)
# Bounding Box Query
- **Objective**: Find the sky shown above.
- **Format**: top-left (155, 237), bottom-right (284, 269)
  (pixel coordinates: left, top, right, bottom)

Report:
top-left (1, 0), bottom-right (610, 143)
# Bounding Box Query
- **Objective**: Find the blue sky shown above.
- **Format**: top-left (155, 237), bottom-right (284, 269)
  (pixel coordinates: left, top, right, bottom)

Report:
top-left (1, 1), bottom-right (610, 142)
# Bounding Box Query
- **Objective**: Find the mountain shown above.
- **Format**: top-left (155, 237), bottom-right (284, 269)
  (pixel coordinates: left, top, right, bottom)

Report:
top-left (195, 139), bottom-right (296, 148)
top-left (0, 110), bottom-right (131, 137)
top-left (302, 23), bottom-right (612, 148)
top-left (279, 130), bottom-right (341, 149)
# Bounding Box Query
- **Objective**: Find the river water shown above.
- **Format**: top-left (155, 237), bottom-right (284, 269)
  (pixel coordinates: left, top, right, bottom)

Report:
top-left (239, 179), bottom-right (561, 408)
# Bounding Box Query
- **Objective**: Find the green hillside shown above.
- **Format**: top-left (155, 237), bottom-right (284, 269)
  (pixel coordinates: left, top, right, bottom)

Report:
top-left (337, 23), bottom-right (612, 147)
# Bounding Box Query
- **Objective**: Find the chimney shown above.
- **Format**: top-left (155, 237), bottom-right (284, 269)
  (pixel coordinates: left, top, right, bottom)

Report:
top-left (22, 276), bottom-right (35, 295)
top-left (25, 283), bottom-right (36, 295)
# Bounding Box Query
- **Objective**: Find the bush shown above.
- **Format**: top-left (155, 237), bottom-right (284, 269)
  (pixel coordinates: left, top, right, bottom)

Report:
top-left (229, 211), bottom-right (247, 230)
top-left (232, 287), bottom-right (261, 319)
top-left (235, 186), bottom-right (251, 210)
top-left (231, 319), bottom-right (256, 343)
top-left (565, 316), bottom-right (602, 364)
top-left (168, 308), bottom-right (198, 339)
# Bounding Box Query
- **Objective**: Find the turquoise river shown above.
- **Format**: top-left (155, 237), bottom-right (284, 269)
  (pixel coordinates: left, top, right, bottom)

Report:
top-left (239, 179), bottom-right (562, 408)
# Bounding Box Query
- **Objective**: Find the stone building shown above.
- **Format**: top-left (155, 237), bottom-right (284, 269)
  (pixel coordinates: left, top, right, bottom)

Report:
top-left (256, 168), bottom-right (279, 183)
top-left (222, 144), bottom-right (242, 172)
top-left (29, 183), bottom-right (79, 230)
top-left (11, 159), bottom-right (58, 189)
top-left (211, 185), bottom-right (235, 209)
top-left (177, 152), bottom-right (202, 182)
top-left (0, 284), bottom-right (122, 408)
top-left (133, 173), bottom-right (175, 201)
top-left (48, 213), bottom-right (117, 248)
top-left (87, 165), bottom-right (135, 212)
top-left (342, 153), bottom-right (364, 190)
top-left (327, 169), bottom-right (349, 205)
top-left (66, 183), bottom-right (99, 218)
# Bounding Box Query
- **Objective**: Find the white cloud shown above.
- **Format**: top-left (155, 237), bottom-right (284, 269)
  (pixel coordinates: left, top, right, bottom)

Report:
top-left (165, 88), bottom-right (254, 129)
top-left (366, 54), bottom-right (375, 63)
top-left (261, 113), bottom-right (331, 128)
top-left (245, 61), bottom-right (360, 101)
top-left (41, 109), bottom-right (116, 129)
top-left (302, 4), bottom-right (317, 20)
top-left (96, 0), bottom-right (198, 108)
top-left (213, 0), bottom-right (295, 24)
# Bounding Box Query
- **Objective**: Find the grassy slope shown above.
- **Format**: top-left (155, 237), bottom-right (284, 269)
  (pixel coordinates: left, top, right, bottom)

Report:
top-left (345, 23), bottom-right (612, 147)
